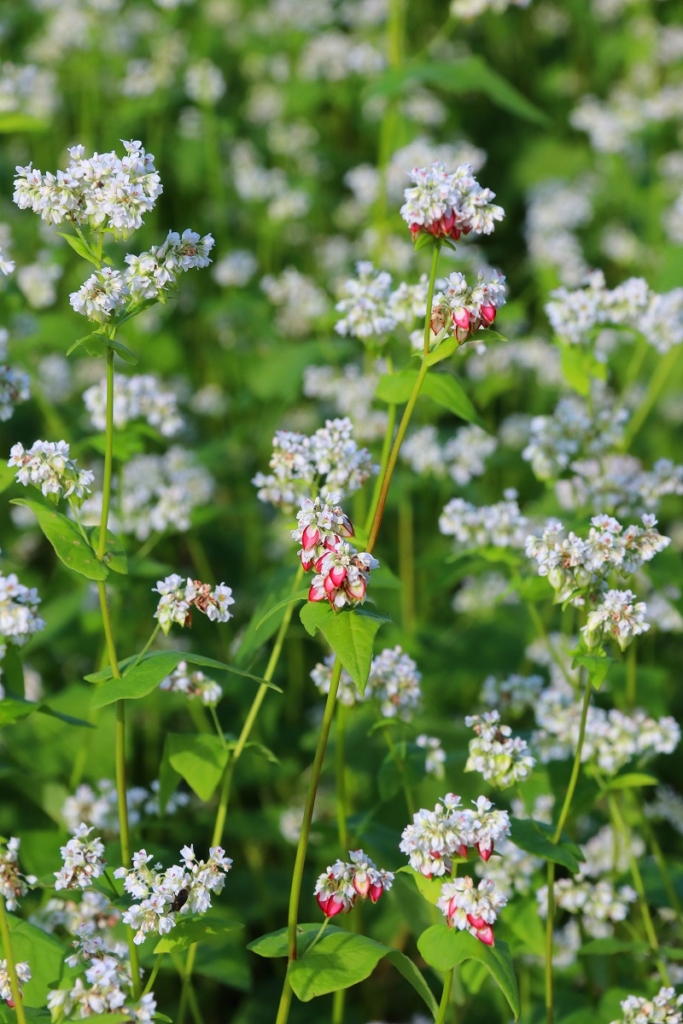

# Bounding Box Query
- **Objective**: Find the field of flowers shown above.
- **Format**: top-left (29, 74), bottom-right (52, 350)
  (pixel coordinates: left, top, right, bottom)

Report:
top-left (1, 1), bottom-right (683, 1023)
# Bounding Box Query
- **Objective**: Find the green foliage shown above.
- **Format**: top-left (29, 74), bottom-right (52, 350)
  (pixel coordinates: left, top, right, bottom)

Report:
top-left (11, 498), bottom-right (108, 580)
top-left (418, 926), bottom-right (520, 1019)
top-left (299, 604), bottom-right (388, 694)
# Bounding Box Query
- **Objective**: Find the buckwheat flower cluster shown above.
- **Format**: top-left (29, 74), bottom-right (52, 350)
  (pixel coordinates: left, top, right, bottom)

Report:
top-left (253, 418), bottom-right (375, 509)
top-left (437, 875), bottom-right (507, 946)
top-left (311, 654), bottom-right (360, 706)
top-left (0, 569), bottom-right (44, 649)
top-left (453, 573), bottom-right (519, 616)
top-left (611, 988), bottom-right (683, 1024)
top-left (526, 514), bottom-right (670, 608)
top-left (439, 491), bottom-right (528, 550)
top-left (13, 141), bottom-right (162, 234)
top-left (400, 162), bottom-right (504, 241)
top-left (0, 838), bottom-right (36, 910)
top-left (556, 455), bottom-right (683, 518)
top-left (537, 878), bottom-right (637, 939)
top-left (583, 589), bottom-right (649, 650)
top-left (31, 891), bottom-right (120, 936)
top-left (400, 794), bottom-right (511, 877)
top-left (54, 824), bottom-right (106, 891)
top-left (153, 576), bottom-right (235, 634)
top-left (303, 362), bottom-right (388, 442)
top-left (481, 673), bottom-right (545, 718)
top-left (62, 779), bottom-right (189, 834)
top-left (314, 849), bottom-right (394, 917)
top-left (645, 785), bottom-right (683, 837)
top-left (0, 960), bottom-right (31, 1007)
top-left (8, 439), bottom-right (94, 505)
top-left (113, 844), bottom-right (232, 944)
top-left (0, 332), bottom-right (30, 422)
top-left (261, 267), bottom-right (328, 336)
top-left (160, 661), bottom-right (223, 706)
top-left (523, 392), bottom-right (628, 481)
top-left (579, 824), bottom-right (644, 880)
top-left (83, 373), bottom-right (183, 437)
top-left (416, 735), bottom-right (446, 779)
top-left (305, 533), bottom-right (378, 609)
top-left (369, 646), bottom-right (422, 720)
top-left (465, 711), bottom-right (535, 788)
top-left (402, 424), bottom-right (497, 485)
top-left (429, 269), bottom-right (506, 345)
top-left (334, 261), bottom-right (427, 341)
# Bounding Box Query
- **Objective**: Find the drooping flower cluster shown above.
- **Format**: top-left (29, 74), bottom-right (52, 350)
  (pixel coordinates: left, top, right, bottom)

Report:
top-left (160, 661), bottom-right (223, 706)
top-left (153, 576), bottom-right (235, 634)
top-left (253, 417), bottom-right (375, 509)
top-left (83, 374), bottom-right (183, 437)
top-left (8, 439), bottom-right (94, 505)
top-left (113, 844), bottom-right (232, 945)
top-left (54, 824), bottom-right (107, 891)
top-left (400, 162), bottom-right (504, 241)
top-left (464, 711), bottom-right (536, 788)
top-left (61, 779), bottom-right (189, 835)
top-left (474, 795), bottom-right (554, 899)
top-left (0, 837), bottom-right (36, 911)
top-left (292, 497), bottom-right (378, 609)
top-left (400, 794), bottom-right (511, 877)
top-left (13, 141), bottom-right (162, 234)
top-left (439, 491), bottom-right (528, 550)
top-left (429, 269), bottom-right (507, 345)
top-left (334, 262), bottom-right (427, 341)
top-left (71, 229), bottom-right (215, 322)
top-left (611, 988), bottom-right (683, 1024)
top-left (314, 849), bottom-right (394, 917)
top-left (401, 424), bottom-right (497, 485)
top-left (437, 875), bottom-right (507, 946)
top-left (537, 877), bottom-right (637, 939)
top-left (0, 959), bottom-right (31, 1007)
top-left (0, 331), bottom-right (30, 423)
top-left (311, 645), bottom-right (423, 719)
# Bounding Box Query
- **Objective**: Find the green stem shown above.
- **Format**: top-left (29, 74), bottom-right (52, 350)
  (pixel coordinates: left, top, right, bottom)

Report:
top-left (332, 988), bottom-right (345, 1024)
top-left (177, 945), bottom-right (197, 1024)
top-left (0, 897), bottom-right (27, 1024)
top-left (553, 674), bottom-right (592, 843)
top-left (364, 359), bottom-right (396, 538)
top-left (642, 813), bottom-right (683, 926)
top-left (622, 346), bottom-right (681, 449)
top-left (545, 859), bottom-right (555, 1024)
top-left (398, 496), bottom-right (415, 634)
top-left (97, 350), bottom-right (116, 562)
top-left (142, 954), bottom-right (164, 996)
top-left (384, 728), bottom-right (415, 815)
top-left (307, 917), bottom-right (330, 954)
top-left (129, 623), bottom-right (161, 672)
top-left (335, 703), bottom-right (350, 853)
top-left (209, 705), bottom-right (227, 749)
top-left (625, 644), bottom-right (637, 709)
top-left (435, 968), bottom-right (454, 1024)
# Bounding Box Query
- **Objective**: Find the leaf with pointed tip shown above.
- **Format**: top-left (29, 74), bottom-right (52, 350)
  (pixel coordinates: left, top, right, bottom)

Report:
top-left (299, 605), bottom-right (389, 695)
top-left (418, 927), bottom-right (519, 1019)
top-left (165, 733), bottom-right (229, 802)
top-left (10, 498), bottom-right (108, 580)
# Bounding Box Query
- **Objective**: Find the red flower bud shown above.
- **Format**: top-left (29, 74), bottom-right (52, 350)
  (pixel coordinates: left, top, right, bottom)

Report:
top-left (353, 874), bottom-right (370, 897)
top-left (329, 565), bottom-right (347, 587)
top-left (309, 584), bottom-right (325, 602)
top-left (369, 882), bottom-right (384, 903)
top-left (302, 525), bottom-right (320, 549)
top-left (453, 307), bottom-right (470, 331)
top-left (480, 303), bottom-right (497, 324)
top-left (467, 914), bottom-right (487, 930)
top-left (477, 842), bottom-right (493, 862)
top-left (475, 925), bottom-right (494, 946)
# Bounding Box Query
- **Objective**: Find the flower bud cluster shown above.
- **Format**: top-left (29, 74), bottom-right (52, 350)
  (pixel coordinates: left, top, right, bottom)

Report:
top-left (437, 875), bottom-right (507, 946)
top-left (439, 491), bottom-right (528, 550)
top-left (114, 844), bottom-right (232, 945)
top-left (13, 141), bottom-right (162, 234)
top-left (334, 261), bottom-right (428, 341)
top-left (83, 373), bottom-right (183, 437)
top-left (400, 162), bottom-right (504, 241)
top-left (54, 824), bottom-right (107, 891)
top-left (153, 575), bottom-right (235, 634)
top-left (314, 849), bottom-right (394, 918)
top-left (612, 987), bottom-right (683, 1024)
top-left (464, 711), bottom-right (535, 788)
top-left (583, 589), bottom-right (649, 651)
top-left (253, 417), bottom-right (375, 509)
top-left (8, 439), bottom-right (94, 505)
top-left (0, 837), bottom-right (36, 911)
top-left (429, 269), bottom-right (507, 345)
top-left (0, 960), bottom-right (31, 1007)
top-left (400, 794), bottom-right (511, 877)
top-left (160, 661), bottom-right (223, 706)
top-left (293, 497), bottom-right (378, 609)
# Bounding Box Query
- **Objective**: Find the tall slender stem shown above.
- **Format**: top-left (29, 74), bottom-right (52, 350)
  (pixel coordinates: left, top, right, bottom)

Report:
top-left (622, 346), bottom-right (681, 449)
top-left (0, 897), bottom-right (27, 1024)
top-left (335, 703), bottom-right (350, 853)
top-left (98, 350), bottom-right (115, 562)
top-left (435, 968), bottom-right (454, 1024)
top-left (625, 644), bottom-right (637, 709)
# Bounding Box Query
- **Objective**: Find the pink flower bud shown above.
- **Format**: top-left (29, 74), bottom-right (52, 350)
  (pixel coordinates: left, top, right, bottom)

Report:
top-left (467, 914), bottom-right (486, 930)
top-left (325, 535), bottom-right (342, 551)
top-left (453, 307), bottom-right (470, 331)
top-left (480, 303), bottom-right (497, 324)
top-left (346, 578), bottom-right (366, 601)
top-left (475, 924), bottom-right (494, 946)
top-left (302, 525), bottom-right (320, 549)
top-left (309, 583), bottom-right (325, 602)
top-left (353, 873), bottom-right (370, 897)
top-left (455, 326), bottom-right (470, 343)
top-left (329, 565), bottom-right (348, 587)
top-left (477, 842), bottom-right (493, 862)
top-left (317, 893), bottom-right (346, 918)
top-left (456, 844), bottom-right (468, 859)
top-left (323, 574), bottom-right (337, 595)
top-left (369, 882), bottom-right (384, 903)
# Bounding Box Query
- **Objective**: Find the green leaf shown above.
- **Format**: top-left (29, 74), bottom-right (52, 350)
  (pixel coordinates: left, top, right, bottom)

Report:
top-left (418, 927), bottom-right (520, 1019)
top-left (254, 589), bottom-right (310, 630)
top-left (165, 733), bottom-right (229, 802)
top-left (510, 818), bottom-right (585, 874)
top-left (0, 462), bottom-right (17, 495)
top-left (396, 865), bottom-right (446, 906)
top-left (375, 369), bottom-right (418, 404)
top-left (0, 914), bottom-right (66, 1007)
top-left (299, 604), bottom-right (388, 694)
top-left (413, 232), bottom-right (439, 252)
top-left (604, 772), bottom-right (658, 791)
top-left (90, 527), bottom-right (128, 575)
top-left (0, 695), bottom-right (36, 726)
top-left (422, 373), bottom-right (485, 427)
top-left (107, 336), bottom-right (138, 366)
top-left (233, 569), bottom-right (301, 667)
top-left (66, 334), bottom-right (101, 357)
top-left (153, 916), bottom-right (243, 953)
top-left (248, 924), bottom-right (341, 958)
top-left (88, 650), bottom-right (279, 709)
top-left (0, 113), bottom-right (49, 133)
top-left (57, 232), bottom-right (101, 268)
top-left (560, 345), bottom-right (608, 396)
top-left (9, 498), bottom-right (108, 581)
top-left (572, 653), bottom-right (612, 690)
top-left (425, 336), bottom-right (460, 366)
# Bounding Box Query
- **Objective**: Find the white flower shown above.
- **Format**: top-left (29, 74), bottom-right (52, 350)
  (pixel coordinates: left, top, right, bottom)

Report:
top-left (9, 439), bottom-right (94, 505)
top-left (538, 877), bottom-right (637, 938)
top-left (612, 987), bottom-right (683, 1024)
top-left (400, 794), bottom-right (510, 877)
top-left (583, 589), bottom-right (650, 650)
top-left (0, 570), bottom-right (44, 646)
top-left (0, 959), bottom-right (31, 1003)
top-left (368, 646), bottom-right (422, 720)
top-left (440, 492), bottom-right (528, 549)
top-left (416, 735), bottom-right (446, 779)
top-left (437, 875), bottom-right (507, 946)
top-left (465, 711), bottom-right (535, 788)
top-left (0, 338), bottom-right (30, 422)
top-left (54, 824), bottom-right (106, 891)
top-left (153, 576), bottom-right (234, 635)
top-left (83, 374), bottom-right (183, 437)
top-left (400, 161), bottom-right (504, 240)
top-left (645, 785), bottom-right (683, 836)
top-left (160, 661), bottom-right (222, 706)
top-left (314, 849), bottom-right (393, 917)
top-left (0, 837), bottom-right (35, 911)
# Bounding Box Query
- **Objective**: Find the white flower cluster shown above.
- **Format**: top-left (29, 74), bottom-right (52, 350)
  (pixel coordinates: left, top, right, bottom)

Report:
top-left (0, 61), bottom-right (57, 121)
top-left (429, 269), bottom-right (507, 345)
top-left (71, 229), bottom-right (214, 322)
top-left (583, 589), bottom-right (650, 651)
top-left (416, 734), bottom-right (447, 779)
top-left (83, 374), bottom-right (183, 437)
top-left (451, 0), bottom-right (530, 16)
top-left (13, 141), bottom-right (161, 234)
top-left (439, 490), bottom-right (528, 550)
top-left (556, 455), bottom-right (683, 518)
top-left (537, 877), bottom-right (637, 939)
top-left (437, 875), bottom-right (507, 947)
top-left (0, 837), bottom-right (36, 911)
top-left (303, 362), bottom-right (388, 442)
top-left (212, 249), bottom-right (257, 288)
top-left (311, 644), bottom-right (422, 718)
top-left (400, 794), bottom-right (511, 877)
top-left (466, 336), bottom-right (563, 389)
top-left (62, 779), bottom-right (189, 834)
top-left (9, 439), bottom-right (94, 505)
top-left (253, 417), bottom-right (375, 509)
top-left (114, 844), bottom-right (232, 944)
top-left (54, 824), bottom-right (106, 891)
top-left (314, 849), bottom-right (394, 917)
top-left (525, 178), bottom-right (593, 288)
top-left (402, 424), bottom-right (497, 485)
top-left (294, 497), bottom-right (378, 610)
top-left (31, 890), bottom-right (120, 937)
top-left (261, 267), bottom-right (328, 336)
top-left (47, 932), bottom-right (156, 1024)
top-left (464, 711), bottom-right (535, 788)
top-left (611, 988), bottom-right (683, 1024)
top-left (546, 270), bottom-right (683, 354)
top-left (523, 392), bottom-right (628, 481)
top-left (400, 162), bottom-right (504, 241)
top-left (533, 683), bottom-right (680, 773)
top-left (0, 330), bottom-right (30, 422)
top-left (579, 824), bottom-right (644, 880)
top-left (474, 795), bottom-right (553, 899)
top-left (334, 262), bottom-right (427, 341)
top-left (231, 140), bottom-right (310, 223)
top-left (481, 673), bottom-right (544, 718)
top-left (0, 569), bottom-right (44, 655)
top-left (453, 572), bottom-right (519, 617)
top-left (153, 575), bottom-right (235, 634)
top-left (645, 785), bottom-right (683, 837)
top-left (160, 661), bottom-right (222, 706)
top-left (0, 959), bottom-right (31, 1006)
